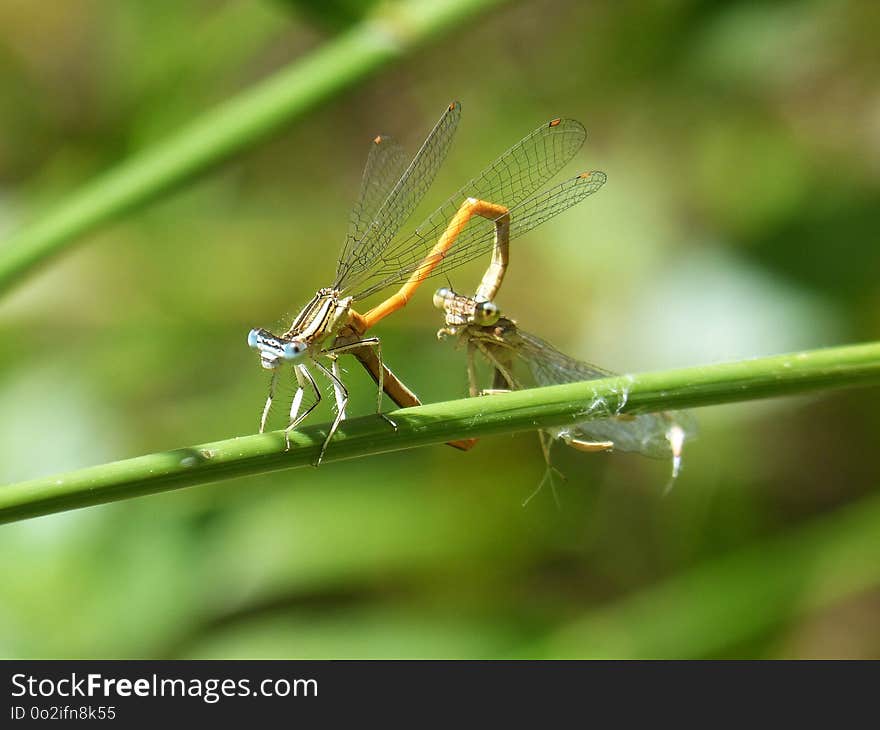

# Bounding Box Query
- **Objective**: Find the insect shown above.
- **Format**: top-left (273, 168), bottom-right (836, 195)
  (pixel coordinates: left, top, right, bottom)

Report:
top-left (433, 219), bottom-right (693, 486)
top-left (248, 102), bottom-right (600, 463)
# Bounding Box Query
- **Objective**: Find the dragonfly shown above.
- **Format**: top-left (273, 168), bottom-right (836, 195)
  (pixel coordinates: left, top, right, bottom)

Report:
top-left (433, 234), bottom-right (693, 485)
top-left (247, 101), bottom-right (600, 463)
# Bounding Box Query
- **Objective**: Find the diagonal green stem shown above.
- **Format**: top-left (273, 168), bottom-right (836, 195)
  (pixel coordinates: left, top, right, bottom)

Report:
top-left (0, 0), bottom-right (510, 295)
top-left (2, 341), bottom-right (879, 524)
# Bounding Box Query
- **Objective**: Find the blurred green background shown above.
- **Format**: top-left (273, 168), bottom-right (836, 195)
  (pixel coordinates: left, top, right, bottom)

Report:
top-left (1, 0), bottom-right (879, 659)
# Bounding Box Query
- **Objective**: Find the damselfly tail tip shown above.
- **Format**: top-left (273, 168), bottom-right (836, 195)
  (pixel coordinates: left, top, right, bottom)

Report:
top-left (667, 424), bottom-right (686, 482)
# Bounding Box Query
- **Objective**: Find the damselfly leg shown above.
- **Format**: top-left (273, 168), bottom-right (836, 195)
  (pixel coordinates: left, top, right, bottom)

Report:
top-left (322, 336), bottom-right (393, 427)
top-left (524, 430), bottom-right (566, 509)
top-left (332, 326), bottom-right (477, 451)
top-left (309, 359), bottom-right (350, 464)
top-left (259, 372), bottom-right (278, 434)
top-left (283, 364), bottom-right (322, 451)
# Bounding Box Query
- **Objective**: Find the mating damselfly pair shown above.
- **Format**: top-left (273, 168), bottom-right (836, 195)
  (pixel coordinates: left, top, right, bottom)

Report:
top-left (247, 101), bottom-right (693, 484)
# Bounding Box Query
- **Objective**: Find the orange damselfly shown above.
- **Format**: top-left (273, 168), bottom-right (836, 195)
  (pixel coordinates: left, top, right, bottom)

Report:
top-left (248, 102), bottom-right (600, 462)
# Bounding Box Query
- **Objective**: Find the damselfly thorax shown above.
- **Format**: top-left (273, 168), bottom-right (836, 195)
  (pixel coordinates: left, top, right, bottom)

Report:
top-left (283, 288), bottom-right (354, 345)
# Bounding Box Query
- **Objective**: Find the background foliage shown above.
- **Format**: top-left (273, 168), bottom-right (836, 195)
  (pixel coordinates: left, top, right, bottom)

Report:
top-left (1, 0), bottom-right (879, 658)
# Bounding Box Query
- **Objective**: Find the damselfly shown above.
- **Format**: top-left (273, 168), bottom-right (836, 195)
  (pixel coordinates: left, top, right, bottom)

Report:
top-left (433, 252), bottom-right (693, 484)
top-left (248, 102), bottom-right (602, 462)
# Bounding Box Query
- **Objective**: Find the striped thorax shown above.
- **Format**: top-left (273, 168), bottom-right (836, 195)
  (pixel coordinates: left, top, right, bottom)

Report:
top-left (248, 288), bottom-right (353, 369)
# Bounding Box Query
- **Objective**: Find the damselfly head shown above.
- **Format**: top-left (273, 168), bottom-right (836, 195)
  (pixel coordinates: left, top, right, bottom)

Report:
top-left (434, 287), bottom-right (502, 330)
top-left (247, 328), bottom-right (307, 369)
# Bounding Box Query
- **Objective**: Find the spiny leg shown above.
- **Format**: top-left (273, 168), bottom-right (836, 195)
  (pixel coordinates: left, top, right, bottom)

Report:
top-left (288, 374), bottom-right (305, 426)
top-left (524, 431), bottom-right (564, 509)
top-left (259, 371), bottom-right (279, 433)
top-left (539, 430), bottom-right (566, 508)
top-left (323, 337), bottom-right (397, 430)
top-left (469, 342), bottom-right (566, 505)
top-left (313, 359), bottom-right (349, 466)
top-left (326, 333), bottom-right (476, 452)
top-left (330, 358), bottom-right (347, 421)
top-left (284, 364), bottom-right (321, 452)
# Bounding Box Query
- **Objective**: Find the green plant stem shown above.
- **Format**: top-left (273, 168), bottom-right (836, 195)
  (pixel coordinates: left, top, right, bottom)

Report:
top-left (0, 0), bottom-right (509, 295)
top-left (2, 341), bottom-right (879, 524)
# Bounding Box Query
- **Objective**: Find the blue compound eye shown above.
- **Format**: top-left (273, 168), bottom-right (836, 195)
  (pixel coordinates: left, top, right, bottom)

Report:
top-left (282, 341), bottom-right (305, 360)
top-left (247, 329), bottom-right (260, 348)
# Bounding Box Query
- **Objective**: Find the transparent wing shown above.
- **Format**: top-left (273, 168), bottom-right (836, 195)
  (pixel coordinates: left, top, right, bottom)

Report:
top-left (515, 329), bottom-right (614, 384)
top-left (510, 329), bottom-right (694, 459)
top-left (334, 102), bottom-right (462, 288)
top-left (522, 333), bottom-right (694, 458)
top-left (340, 117), bottom-right (590, 298)
top-left (463, 323), bottom-right (610, 390)
top-left (351, 170), bottom-right (605, 299)
top-left (338, 134), bottom-right (409, 269)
